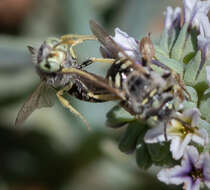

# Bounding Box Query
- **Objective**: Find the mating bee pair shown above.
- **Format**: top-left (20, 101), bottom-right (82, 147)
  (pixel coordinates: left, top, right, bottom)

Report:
top-left (15, 20), bottom-right (184, 131)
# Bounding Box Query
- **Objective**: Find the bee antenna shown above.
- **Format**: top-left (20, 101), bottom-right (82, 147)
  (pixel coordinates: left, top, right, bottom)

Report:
top-left (27, 46), bottom-right (38, 64)
top-left (27, 46), bottom-right (37, 55)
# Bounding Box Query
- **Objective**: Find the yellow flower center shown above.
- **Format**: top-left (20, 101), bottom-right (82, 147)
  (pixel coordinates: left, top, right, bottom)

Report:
top-left (168, 118), bottom-right (196, 139)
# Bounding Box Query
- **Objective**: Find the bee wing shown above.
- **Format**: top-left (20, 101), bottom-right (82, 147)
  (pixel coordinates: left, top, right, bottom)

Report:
top-left (62, 68), bottom-right (125, 100)
top-left (89, 20), bottom-right (126, 58)
top-left (15, 81), bottom-right (56, 126)
top-left (89, 20), bottom-right (147, 74)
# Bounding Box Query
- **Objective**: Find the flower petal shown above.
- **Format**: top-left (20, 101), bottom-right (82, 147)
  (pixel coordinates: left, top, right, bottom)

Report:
top-left (197, 34), bottom-right (210, 49)
top-left (198, 14), bottom-right (210, 37)
top-left (183, 0), bottom-right (198, 23)
top-left (183, 0), bottom-right (210, 29)
top-left (158, 166), bottom-right (187, 185)
top-left (164, 6), bottom-right (174, 30)
top-left (112, 28), bottom-right (139, 59)
top-left (157, 146), bottom-right (205, 189)
top-left (144, 122), bottom-right (165, 143)
top-left (192, 128), bottom-right (209, 146)
top-left (202, 152), bottom-right (210, 187)
top-left (164, 6), bottom-right (181, 31)
top-left (182, 108), bottom-right (200, 126)
top-left (170, 134), bottom-right (192, 160)
top-left (184, 146), bottom-right (199, 167)
top-left (183, 178), bottom-right (200, 190)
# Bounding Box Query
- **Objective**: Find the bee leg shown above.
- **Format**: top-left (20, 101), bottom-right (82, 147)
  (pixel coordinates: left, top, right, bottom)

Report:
top-left (56, 88), bottom-right (91, 130)
top-left (69, 40), bottom-right (82, 59)
top-left (87, 57), bottom-right (115, 64)
top-left (61, 34), bottom-right (96, 41)
top-left (60, 35), bottom-right (115, 65)
top-left (61, 68), bottom-right (125, 100)
top-left (60, 35), bottom-right (97, 59)
top-left (87, 92), bottom-right (119, 101)
top-left (166, 71), bottom-right (191, 101)
top-left (178, 84), bottom-right (191, 101)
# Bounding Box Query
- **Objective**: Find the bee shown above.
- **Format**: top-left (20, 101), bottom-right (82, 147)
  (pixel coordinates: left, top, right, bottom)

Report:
top-left (89, 20), bottom-right (184, 128)
top-left (15, 35), bottom-right (121, 129)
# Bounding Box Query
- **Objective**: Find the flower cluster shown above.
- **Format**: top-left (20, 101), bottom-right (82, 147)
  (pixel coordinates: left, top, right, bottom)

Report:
top-left (158, 146), bottom-right (210, 190)
top-left (145, 108), bottom-right (208, 160)
top-left (104, 0), bottom-right (210, 189)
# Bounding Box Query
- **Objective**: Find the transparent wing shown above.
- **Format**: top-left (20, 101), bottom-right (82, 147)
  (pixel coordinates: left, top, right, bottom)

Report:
top-left (89, 20), bottom-right (147, 74)
top-left (15, 81), bottom-right (56, 126)
top-left (89, 20), bottom-right (125, 58)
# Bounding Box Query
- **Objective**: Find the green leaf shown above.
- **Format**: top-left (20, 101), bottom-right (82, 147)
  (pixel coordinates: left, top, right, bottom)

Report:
top-left (147, 142), bottom-right (175, 166)
top-left (147, 142), bottom-right (168, 162)
top-left (136, 143), bottom-right (152, 170)
top-left (168, 28), bottom-right (179, 52)
top-left (154, 44), bottom-right (169, 58)
top-left (135, 132), bottom-right (152, 169)
top-left (106, 105), bottom-right (135, 128)
top-left (184, 51), bottom-right (208, 89)
top-left (198, 118), bottom-right (210, 152)
top-left (185, 86), bottom-right (198, 104)
top-left (199, 88), bottom-right (210, 123)
top-left (182, 28), bottom-right (197, 63)
top-left (198, 118), bottom-right (210, 136)
top-left (182, 101), bottom-right (197, 110)
top-left (119, 121), bottom-right (147, 154)
top-left (171, 23), bottom-right (188, 61)
top-left (155, 52), bottom-right (183, 75)
top-left (159, 29), bottom-right (169, 53)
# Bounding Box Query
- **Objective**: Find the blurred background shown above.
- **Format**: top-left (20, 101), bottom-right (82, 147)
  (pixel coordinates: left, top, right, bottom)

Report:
top-left (0, 0), bottom-right (182, 189)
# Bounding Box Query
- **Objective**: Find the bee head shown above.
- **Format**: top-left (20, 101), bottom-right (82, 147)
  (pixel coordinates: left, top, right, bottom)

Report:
top-left (28, 38), bottom-right (67, 73)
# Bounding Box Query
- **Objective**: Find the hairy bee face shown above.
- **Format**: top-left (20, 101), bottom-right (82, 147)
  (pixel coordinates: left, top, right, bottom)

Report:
top-left (28, 38), bottom-right (77, 75)
top-left (37, 38), bottom-right (67, 73)
top-left (28, 38), bottom-right (77, 88)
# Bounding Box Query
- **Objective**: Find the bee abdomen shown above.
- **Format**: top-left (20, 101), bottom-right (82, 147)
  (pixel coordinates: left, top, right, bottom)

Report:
top-left (106, 59), bottom-right (133, 89)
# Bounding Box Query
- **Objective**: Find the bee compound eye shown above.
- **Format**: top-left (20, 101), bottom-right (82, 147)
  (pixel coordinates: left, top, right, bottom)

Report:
top-left (46, 37), bottom-right (60, 47)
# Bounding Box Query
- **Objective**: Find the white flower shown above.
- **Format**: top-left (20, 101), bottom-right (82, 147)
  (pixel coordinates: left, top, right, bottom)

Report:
top-left (196, 14), bottom-right (210, 74)
top-left (158, 146), bottom-right (210, 190)
top-left (197, 35), bottom-right (210, 51)
top-left (183, 0), bottom-right (210, 29)
top-left (144, 108), bottom-right (208, 160)
top-left (197, 13), bottom-right (210, 51)
top-left (164, 6), bottom-right (181, 32)
top-left (112, 28), bottom-right (140, 59)
top-left (198, 15), bottom-right (210, 37)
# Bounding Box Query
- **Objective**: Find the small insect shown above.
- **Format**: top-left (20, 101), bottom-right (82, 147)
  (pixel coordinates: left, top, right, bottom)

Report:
top-left (15, 35), bottom-right (121, 129)
top-left (89, 20), bottom-right (184, 129)
top-left (139, 33), bottom-right (155, 64)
